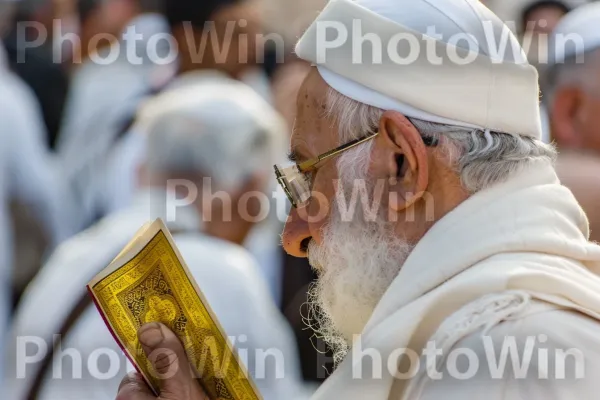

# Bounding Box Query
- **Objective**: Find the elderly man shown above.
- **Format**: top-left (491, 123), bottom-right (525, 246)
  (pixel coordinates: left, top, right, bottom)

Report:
top-left (6, 78), bottom-right (308, 400)
top-left (118, 0), bottom-right (600, 399)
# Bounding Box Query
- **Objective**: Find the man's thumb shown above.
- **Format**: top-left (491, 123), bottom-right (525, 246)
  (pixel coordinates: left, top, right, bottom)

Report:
top-left (138, 323), bottom-right (197, 398)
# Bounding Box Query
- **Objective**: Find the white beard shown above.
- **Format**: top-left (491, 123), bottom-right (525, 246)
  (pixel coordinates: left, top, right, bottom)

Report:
top-left (307, 146), bottom-right (413, 365)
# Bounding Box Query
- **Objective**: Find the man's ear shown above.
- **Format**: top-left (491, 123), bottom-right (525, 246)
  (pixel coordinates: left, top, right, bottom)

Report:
top-left (551, 86), bottom-right (582, 147)
top-left (379, 111), bottom-right (429, 212)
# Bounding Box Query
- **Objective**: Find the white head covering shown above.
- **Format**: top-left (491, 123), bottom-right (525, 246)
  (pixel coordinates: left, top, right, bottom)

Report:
top-left (295, 0), bottom-right (543, 138)
top-left (548, 2), bottom-right (600, 64)
top-left (135, 73), bottom-right (287, 191)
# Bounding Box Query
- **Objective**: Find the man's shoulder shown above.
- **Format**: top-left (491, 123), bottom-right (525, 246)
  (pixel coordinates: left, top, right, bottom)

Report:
top-left (477, 299), bottom-right (595, 337)
top-left (173, 233), bottom-right (266, 290)
top-left (446, 298), bottom-right (600, 357)
top-left (20, 210), bottom-right (141, 284)
top-left (413, 300), bottom-right (600, 399)
top-left (0, 73), bottom-right (40, 121)
top-left (48, 210), bottom-right (143, 265)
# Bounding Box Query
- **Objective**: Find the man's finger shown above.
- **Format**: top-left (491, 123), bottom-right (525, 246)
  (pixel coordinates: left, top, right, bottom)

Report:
top-left (138, 323), bottom-right (208, 399)
top-left (116, 371), bottom-right (155, 400)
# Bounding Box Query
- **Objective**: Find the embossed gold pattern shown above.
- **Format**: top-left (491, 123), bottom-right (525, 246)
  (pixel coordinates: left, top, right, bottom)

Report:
top-left (88, 219), bottom-right (261, 399)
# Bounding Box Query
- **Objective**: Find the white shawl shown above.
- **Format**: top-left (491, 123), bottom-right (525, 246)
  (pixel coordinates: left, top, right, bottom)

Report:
top-left (310, 161), bottom-right (600, 399)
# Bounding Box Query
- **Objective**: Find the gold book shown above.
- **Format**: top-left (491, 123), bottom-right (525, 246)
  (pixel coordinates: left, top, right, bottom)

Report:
top-left (87, 218), bottom-right (262, 399)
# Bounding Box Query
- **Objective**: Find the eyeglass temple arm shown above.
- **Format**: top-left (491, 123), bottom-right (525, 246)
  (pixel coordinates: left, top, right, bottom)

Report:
top-left (298, 132), bottom-right (379, 172)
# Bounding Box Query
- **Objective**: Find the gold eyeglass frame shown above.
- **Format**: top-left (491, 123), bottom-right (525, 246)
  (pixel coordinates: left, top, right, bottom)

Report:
top-left (274, 132), bottom-right (379, 208)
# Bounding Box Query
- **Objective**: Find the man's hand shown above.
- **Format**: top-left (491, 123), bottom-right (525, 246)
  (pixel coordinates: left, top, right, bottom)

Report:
top-left (116, 323), bottom-right (210, 400)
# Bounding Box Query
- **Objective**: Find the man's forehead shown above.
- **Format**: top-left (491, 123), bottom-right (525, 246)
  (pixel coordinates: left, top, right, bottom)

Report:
top-left (301, 67), bottom-right (328, 94)
top-left (291, 69), bottom-right (332, 153)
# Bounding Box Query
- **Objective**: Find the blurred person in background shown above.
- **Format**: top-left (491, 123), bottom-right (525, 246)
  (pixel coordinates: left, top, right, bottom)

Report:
top-left (494, 0), bottom-right (584, 74)
top-left (3, 0), bottom-right (76, 306)
top-left (1, 0), bottom-right (75, 281)
top-left (6, 78), bottom-right (309, 400)
top-left (164, 0), bottom-right (271, 100)
top-left (56, 0), bottom-right (173, 231)
top-left (103, 71), bottom-right (288, 302)
top-left (556, 154), bottom-right (600, 242)
top-left (519, 0), bottom-right (574, 81)
top-left (487, 0), bottom-right (581, 34)
top-left (102, 0), bottom-right (270, 215)
top-left (521, 0), bottom-right (572, 35)
top-left (100, 0), bottom-right (291, 302)
top-left (520, 0), bottom-right (584, 141)
top-left (545, 1), bottom-right (600, 153)
top-left (3, 0), bottom-right (70, 148)
top-left (531, 1), bottom-right (572, 28)
top-left (0, 0), bottom-right (74, 380)
top-left (544, 2), bottom-right (600, 242)
top-left (486, 0), bottom-right (585, 142)
top-left (62, 0), bottom-right (277, 233)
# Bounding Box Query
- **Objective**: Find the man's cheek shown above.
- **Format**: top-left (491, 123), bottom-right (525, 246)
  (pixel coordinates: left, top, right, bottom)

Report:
top-left (307, 210), bottom-right (329, 246)
top-left (315, 178), bottom-right (336, 219)
top-left (293, 180), bottom-right (332, 237)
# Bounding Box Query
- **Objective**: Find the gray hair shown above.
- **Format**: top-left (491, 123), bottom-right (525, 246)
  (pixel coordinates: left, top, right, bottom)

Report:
top-left (139, 82), bottom-right (286, 190)
top-left (326, 88), bottom-right (556, 193)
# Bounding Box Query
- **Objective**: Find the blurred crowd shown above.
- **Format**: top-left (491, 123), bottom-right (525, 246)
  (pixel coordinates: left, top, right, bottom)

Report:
top-left (1, 0), bottom-right (600, 398)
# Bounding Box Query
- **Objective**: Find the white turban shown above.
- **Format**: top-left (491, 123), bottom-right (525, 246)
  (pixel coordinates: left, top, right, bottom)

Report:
top-left (295, 0), bottom-right (543, 139)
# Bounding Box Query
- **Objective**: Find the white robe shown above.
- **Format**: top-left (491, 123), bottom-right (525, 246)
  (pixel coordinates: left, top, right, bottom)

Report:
top-left (5, 189), bottom-right (311, 400)
top-left (0, 44), bottom-right (73, 267)
top-left (311, 161), bottom-right (600, 399)
top-left (56, 13), bottom-right (175, 231)
top-left (0, 42), bottom-right (74, 380)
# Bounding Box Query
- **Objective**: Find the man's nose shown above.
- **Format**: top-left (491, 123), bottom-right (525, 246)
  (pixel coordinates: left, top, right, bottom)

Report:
top-left (282, 207), bottom-right (312, 258)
